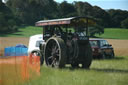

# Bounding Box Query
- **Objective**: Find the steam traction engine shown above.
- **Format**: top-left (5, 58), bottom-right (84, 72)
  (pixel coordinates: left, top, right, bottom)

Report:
top-left (36, 17), bottom-right (96, 68)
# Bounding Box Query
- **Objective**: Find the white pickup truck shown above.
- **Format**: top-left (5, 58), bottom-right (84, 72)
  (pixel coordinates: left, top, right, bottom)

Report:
top-left (28, 34), bottom-right (45, 65)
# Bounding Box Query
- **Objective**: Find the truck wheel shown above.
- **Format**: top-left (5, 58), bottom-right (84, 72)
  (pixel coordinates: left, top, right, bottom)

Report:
top-left (82, 43), bottom-right (92, 69)
top-left (110, 51), bottom-right (115, 59)
top-left (31, 50), bottom-right (44, 65)
top-left (44, 37), bottom-right (67, 68)
top-left (102, 53), bottom-right (106, 59)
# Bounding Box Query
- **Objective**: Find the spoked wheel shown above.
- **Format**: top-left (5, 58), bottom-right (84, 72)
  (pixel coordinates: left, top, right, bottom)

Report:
top-left (82, 43), bottom-right (93, 69)
top-left (44, 37), bottom-right (67, 68)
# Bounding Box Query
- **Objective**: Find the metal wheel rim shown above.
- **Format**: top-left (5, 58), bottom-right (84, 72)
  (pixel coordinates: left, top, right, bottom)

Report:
top-left (45, 39), bottom-right (60, 67)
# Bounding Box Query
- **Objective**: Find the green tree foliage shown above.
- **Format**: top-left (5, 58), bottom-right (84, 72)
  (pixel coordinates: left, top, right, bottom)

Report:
top-left (3, 0), bottom-right (128, 35)
top-left (121, 18), bottom-right (128, 29)
top-left (0, 0), bottom-right (17, 33)
top-left (7, 0), bottom-right (59, 25)
top-left (74, 1), bottom-right (93, 16)
top-left (59, 1), bottom-right (77, 18)
top-left (92, 6), bottom-right (111, 27)
top-left (74, 2), bottom-right (107, 36)
top-left (89, 25), bottom-right (104, 37)
top-left (108, 9), bottom-right (128, 28)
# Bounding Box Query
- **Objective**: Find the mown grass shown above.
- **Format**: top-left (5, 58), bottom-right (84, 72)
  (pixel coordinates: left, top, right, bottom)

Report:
top-left (96, 28), bottom-right (128, 39)
top-left (1, 26), bottom-right (128, 40)
top-left (23, 56), bottom-right (128, 85)
top-left (0, 26), bottom-right (42, 37)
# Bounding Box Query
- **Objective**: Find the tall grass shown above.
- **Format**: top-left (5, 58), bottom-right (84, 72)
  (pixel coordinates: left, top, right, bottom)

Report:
top-left (1, 56), bottom-right (128, 85)
top-left (24, 56), bottom-right (128, 85)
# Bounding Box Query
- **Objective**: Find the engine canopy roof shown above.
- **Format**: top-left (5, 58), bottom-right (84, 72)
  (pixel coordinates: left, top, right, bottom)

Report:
top-left (35, 17), bottom-right (96, 27)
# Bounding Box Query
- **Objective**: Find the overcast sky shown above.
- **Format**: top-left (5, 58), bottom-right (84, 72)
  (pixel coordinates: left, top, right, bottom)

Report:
top-left (54, 0), bottom-right (128, 10)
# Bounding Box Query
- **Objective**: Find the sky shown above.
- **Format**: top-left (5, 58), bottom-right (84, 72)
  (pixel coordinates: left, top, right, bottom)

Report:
top-left (54, 0), bottom-right (128, 11)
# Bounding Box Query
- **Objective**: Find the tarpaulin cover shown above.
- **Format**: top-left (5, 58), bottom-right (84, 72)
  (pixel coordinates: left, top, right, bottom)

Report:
top-left (4, 46), bottom-right (28, 56)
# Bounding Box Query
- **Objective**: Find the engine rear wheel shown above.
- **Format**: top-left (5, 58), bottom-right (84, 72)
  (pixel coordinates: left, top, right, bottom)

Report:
top-left (44, 37), bottom-right (67, 68)
top-left (82, 43), bottom-right (93, 69)
top-left (71, 63), bottom-right (79, 68)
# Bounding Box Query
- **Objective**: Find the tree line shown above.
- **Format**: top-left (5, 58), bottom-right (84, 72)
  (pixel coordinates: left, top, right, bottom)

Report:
top-left (0, 0), bottom-right (128, 35)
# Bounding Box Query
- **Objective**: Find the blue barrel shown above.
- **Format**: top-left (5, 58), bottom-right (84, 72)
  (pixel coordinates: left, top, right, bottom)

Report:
top-left (4, 47), bottom-right (11, 56)
top-left (4, 45), bottom-right (28, 56)
top-left (15, 47), bottom-right (28, 56)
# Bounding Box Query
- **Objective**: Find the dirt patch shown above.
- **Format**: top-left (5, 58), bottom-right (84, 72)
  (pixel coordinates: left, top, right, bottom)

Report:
top-left (0, 37), bottom-right (128, 57)
top-left (107, 39), bottom-right (128, 56)
top-left (0, 37), bottom-right (29, 56)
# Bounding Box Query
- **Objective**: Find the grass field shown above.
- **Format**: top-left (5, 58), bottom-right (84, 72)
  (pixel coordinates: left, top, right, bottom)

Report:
top-left (1, 56), bottom-right (128, 85)
top-left (1, 27), bottom-right (128, 85)
top-left (96, 28), bottom-right (128, 39)
top-left (0, 26), bottom-right (42, 37)
top-left (0, 27), bottom-right (128, 40)
top-left (23, 56), bottom-right (128, 85)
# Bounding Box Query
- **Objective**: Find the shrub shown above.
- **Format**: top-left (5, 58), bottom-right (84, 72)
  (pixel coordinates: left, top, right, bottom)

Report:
top-left (121, 18), bottom-right (128, 29)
